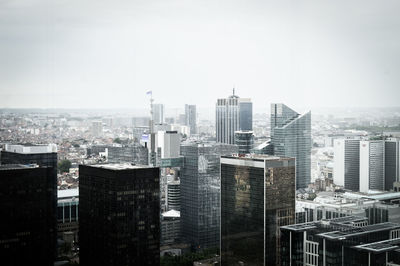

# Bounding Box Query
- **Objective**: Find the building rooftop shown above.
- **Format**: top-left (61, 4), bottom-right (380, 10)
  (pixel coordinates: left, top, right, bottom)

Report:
top-left (88, 163), bottom-right (153, 170)
top-left (319, 222), bottom-right (400, 240)
top-left (0, 164), bottom-right (39, 170)
top-left (162, 209), bottom-right (180, 218)
top-left (353, 239), bottom-right (400, 253)
top-left (4, 143), bottom-right (57, 154)
top-left (221, 154), bottom-right (292, 161)
top-left (58, 188), bottom-right (79, 199)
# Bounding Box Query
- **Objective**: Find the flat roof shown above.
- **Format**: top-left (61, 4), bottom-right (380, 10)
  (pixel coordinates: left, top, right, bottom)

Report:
top-left (0, 164), bottom-right (39, 170)
top-left (87, 163), bottom-right (153, 170)
top-left (58, 188), bottom-right (79, 199)
top-left (319, 222), bottom-right (400, 240)
top-left (354, 239), bottom-right (400, 253)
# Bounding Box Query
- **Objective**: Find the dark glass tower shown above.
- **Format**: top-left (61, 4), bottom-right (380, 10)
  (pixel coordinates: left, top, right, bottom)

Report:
top-left (221, 155), bottom-right (296, 266)
top-left (0, 165), bottom-right (56, 266)
top-left (180, 142), bottom-right (237, 251)
top-left (79, 164), bottom-right (160, 266)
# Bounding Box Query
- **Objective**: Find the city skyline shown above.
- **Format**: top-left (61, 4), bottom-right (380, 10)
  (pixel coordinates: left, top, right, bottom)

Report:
top-left (1, 0), bottom-right (400, 109)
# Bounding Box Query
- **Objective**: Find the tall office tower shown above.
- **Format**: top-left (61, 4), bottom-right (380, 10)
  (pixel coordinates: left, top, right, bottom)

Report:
top-left (270, 103), bottom-right (311, 189)
top-left (180, 142), bottom-right (237, 251)
top-left (153, 103), bottom-right (165, 124)
top-left (333, 139), bottom-right (361, 191)
top-left (216, 90), bottom-right (253, 144)
top-left (239, 98), bottom-right (252, 131)
top-left (79, 164), bottom-right (160, 266)
top-left (385, 138), bottom-right (400, 191)
top-left (360, 140), bottom-right (385, 193)
top-left (166, 179), bottom-right (180, 211)
top-left (234, 130), bottom-right (254, 155)
top-left (107, 144), bottom-right (149, 165)
top-left (220, 155), bottom-right (296, 266)
top-left (281, 216), bottom-right (400, 266)
top-left (0, 143), bottom-right (58, 260)
top-left (185, 104), bottom-right (197, 134)
top-left (156, 131), bottom-right (181, 158)
top-left (0, 164), bottom-right (56, 265)
top-left (91, 121), bottom-right (103, 137)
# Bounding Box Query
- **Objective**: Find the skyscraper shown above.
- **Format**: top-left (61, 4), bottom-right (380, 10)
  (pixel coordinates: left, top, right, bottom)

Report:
top-left (270, 103), bottom-right (311, 189)
top-left (0, 143), bottom-right (58, 262)
top-left (216, 90), bottom-right (253, 144)
top-left (0, 164), bottom-right (56, 266)
top-left (153, 103), bottom-right (165, 124)
top-left (360, 140), bottom-right (385, 192)
top-left (385, 138), bottom-right (400, 191)
top-left (180, 142), bottom-right (237, 251)
top-left (220, 155), bottom-right (296, 266)
top-left (79, 164), bottom-right (160, 266)
top-left (334, 138), bottom-right (361, 191)
top-left (239, 98), bottom-right (252, 131)
top-left (185, 104), bottom-right (197, 134)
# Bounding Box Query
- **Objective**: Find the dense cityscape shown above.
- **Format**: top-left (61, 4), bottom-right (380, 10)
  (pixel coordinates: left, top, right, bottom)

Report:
top-left (1, 95), bottom-right (400, 265)
top-left (2, 1), bottom-right (400, 265)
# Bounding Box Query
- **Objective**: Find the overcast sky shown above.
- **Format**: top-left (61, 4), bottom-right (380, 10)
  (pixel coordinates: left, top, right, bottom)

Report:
top-left (1, 0), bottom-right (399, 110)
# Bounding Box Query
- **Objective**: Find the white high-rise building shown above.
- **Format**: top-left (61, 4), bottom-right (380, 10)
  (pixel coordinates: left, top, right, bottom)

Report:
top-left (156, 131), bottom-right (180, 158)
top-left (360, 140), bottom-right (385, 193)
top-left (216, 90), bottom-right (252, 144)
top-left (333, 139), bottom-right (360, 191)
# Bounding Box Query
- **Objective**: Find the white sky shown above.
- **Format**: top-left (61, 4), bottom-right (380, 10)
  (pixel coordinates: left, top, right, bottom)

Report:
top-left (1, 0), bottom-right (400, 110)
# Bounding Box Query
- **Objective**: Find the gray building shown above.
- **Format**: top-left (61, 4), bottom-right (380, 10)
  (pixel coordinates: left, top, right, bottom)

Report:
top-left (220, 155), bottom-right (296, 266)
top-left (180, 142), bottom-right (237, 251)
top-left (360, 140), bottom-right (385, 192)
top-left (239, 99), bottom-right (252, 131)
top-left (185, 104), bottom-right (197, 134)
top-left (281, 216), bottom-right (400, 266)
top-left (385, 138), bottom-right (400, 191)
top-left (270, 103), bottom-right (311, 189)
top-left (334, 138), bottom-right (361, 191)
top-left (166, 180), bottom-right (180, 211)
top-left (234, 130), bottom-right (254, 155)
top-left (216, 90), bottom-right (253, 144)
top-left (153, 104), bottom-right (165, 124)
top-left (107, 144), bottom-right (148, 165)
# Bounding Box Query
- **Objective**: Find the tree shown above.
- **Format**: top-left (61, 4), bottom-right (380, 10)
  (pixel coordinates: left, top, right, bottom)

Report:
top-left (58, 160), bottom-right (72, 173)
top-left (113, 137), bottom-right (122, 144)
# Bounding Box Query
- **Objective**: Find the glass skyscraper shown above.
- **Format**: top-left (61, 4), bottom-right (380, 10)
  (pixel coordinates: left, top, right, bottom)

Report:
top-left (79, 164), bottom-right (160, 266)
top-left (270, 103), bottom-right (311, 189)
top-left (221, 155), bottom-right (296, 266)
top-left (180, 142), bottom-right (237, 251)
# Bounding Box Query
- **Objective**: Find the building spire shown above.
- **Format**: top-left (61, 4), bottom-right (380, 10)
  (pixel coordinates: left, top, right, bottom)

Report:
top-left (233, 87), bottom-right (235, 96)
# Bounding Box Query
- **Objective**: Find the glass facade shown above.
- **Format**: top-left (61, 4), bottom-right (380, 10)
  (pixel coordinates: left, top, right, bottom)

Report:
top-left (79, 165), bottom-right (160, 266)
top-left (221, 156), bottom-right (296, 266)
top-left (270, 104), bottom-right (311, 189)
top-left (234, 131), bottom-right (254, 155)
top-left (180, 142), bottom-right (237, 251)
top-left (0, 165), bottom-right (56, 266)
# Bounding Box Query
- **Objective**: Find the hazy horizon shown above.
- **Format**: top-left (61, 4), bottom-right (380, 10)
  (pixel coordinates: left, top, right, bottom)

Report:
top-left (1, 0), bottom-right (400, 109)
